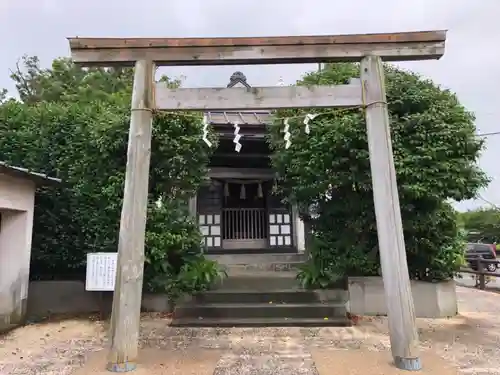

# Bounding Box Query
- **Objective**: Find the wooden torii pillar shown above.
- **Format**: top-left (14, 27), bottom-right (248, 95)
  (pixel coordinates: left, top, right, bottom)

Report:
top-left (67, 30), bottom-right (446, 372)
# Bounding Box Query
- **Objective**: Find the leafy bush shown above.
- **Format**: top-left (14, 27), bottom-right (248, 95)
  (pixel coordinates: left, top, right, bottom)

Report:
top-left (296, 238), bottom-right (344, 289)
top-left (144, 199), bottom-right (226, 299)
top-left (268, 63), bottom-right (488, 284)
top-left (176, 257), bottom-right (227, 295)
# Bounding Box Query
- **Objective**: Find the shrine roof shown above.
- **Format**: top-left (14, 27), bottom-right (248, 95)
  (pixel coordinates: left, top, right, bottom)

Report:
top-left (206, 111), bottom-right (271, 125)
top-left (204, 71), bottom-right (274, 125)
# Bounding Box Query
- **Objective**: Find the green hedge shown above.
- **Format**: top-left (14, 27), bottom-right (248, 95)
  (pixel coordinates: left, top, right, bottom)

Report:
top-left (0, 97), bottom-right (219, 293)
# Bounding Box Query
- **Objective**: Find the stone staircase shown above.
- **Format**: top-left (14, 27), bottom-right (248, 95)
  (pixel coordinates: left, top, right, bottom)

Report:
top-left (171, 253), bottom-right (351, 327)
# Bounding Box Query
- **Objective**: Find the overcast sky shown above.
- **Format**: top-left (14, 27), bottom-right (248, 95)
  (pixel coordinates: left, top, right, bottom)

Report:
top-left (0, 0), bottom-right (498, 211)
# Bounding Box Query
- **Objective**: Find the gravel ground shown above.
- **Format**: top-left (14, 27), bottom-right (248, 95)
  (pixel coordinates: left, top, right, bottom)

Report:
top-left (1, 286), bottom-right (500, 374)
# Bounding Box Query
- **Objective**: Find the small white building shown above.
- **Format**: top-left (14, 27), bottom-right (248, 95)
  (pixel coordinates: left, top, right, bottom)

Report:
top-left (0, 162), bottom-right (60, 332)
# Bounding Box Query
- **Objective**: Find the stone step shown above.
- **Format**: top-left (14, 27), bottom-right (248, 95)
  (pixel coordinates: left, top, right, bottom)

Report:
top-left (216, 272), bottom-right (300, 290)
top-left (207, 253), bottom-right (307, 265)
top-left (188, 289), bottom-right (347, 304)
top-left (174, 302), bottom-right (348, 320)
top-left (208, 253), bottom-right (306, 272)
top-left (170, 316), bottom-right (351, 327)
top-left (226, 268), bottom-right (298, 276)
top-left (221, 261), bottom-right (304, 272)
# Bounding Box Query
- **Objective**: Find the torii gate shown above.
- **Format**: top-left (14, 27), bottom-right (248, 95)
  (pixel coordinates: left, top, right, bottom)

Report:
top-left (67, 30), bottom-right (447, 372)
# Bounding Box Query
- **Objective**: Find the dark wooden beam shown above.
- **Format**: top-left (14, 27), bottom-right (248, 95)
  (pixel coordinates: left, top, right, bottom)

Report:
top-left (217, 133), bottom-right (266, 140)
top-left (208, 167), bottom-right (275, 179)
top-left (68, 30), bottom-right (446, 67)
top-left (213, 153), bottom-right (270, 159)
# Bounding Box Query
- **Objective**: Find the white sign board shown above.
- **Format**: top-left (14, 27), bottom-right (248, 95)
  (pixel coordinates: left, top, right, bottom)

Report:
top-left (85, 252), bottom-right (118, 291)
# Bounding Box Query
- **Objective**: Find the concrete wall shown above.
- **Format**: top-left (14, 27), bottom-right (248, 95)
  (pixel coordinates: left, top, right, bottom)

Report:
top-left (295, 218), bottom-right (305, 252)
top-left (27, 281), bottom-right (108, 316)
top-left (348, 276), bottom-right (458, 318)
top-left (26, 281), bottom-right (172, 319)
top-left (291, 204), bottom-right (305, 253)
top-left (0, 174), bottom-right (36, 332)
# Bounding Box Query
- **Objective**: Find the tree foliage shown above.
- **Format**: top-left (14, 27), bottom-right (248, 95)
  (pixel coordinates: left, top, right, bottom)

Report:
top-left (9, 55), bottom-right (183, 105)
top-left (0, 56), bottom-right (219, 294)
top-left (267, 63), bottom-right (488, 283)
top-left (458, 208), bottom-right (500, 243)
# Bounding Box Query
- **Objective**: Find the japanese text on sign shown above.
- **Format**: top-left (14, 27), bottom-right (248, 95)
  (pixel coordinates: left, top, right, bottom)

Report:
top-left (85, 252), bottom-right (118, 291)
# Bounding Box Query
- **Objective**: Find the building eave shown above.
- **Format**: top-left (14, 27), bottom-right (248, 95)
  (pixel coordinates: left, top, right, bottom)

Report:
top-left (0, 162), bottom-right (62, 186)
